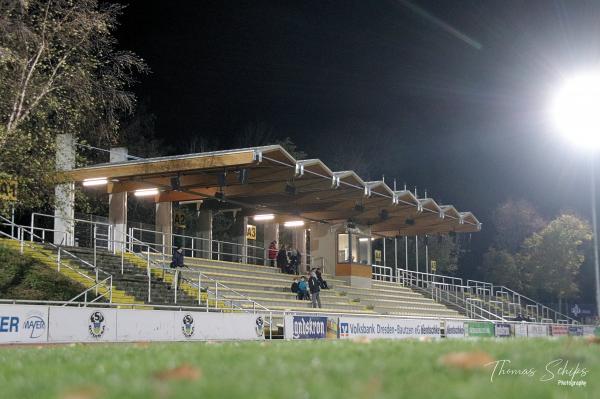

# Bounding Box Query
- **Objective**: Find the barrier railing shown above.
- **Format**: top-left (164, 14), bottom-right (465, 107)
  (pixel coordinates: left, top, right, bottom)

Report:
top-left (0, 216), bottom-right (113, 303)
top-left (102, 230), bottom-right (274, 338)
top-left (372, 264), bottom-right (394, 281)
top-left (64, 276), bottom-right (113, 305)
top-left (129, 226), bottom-right (265, 266)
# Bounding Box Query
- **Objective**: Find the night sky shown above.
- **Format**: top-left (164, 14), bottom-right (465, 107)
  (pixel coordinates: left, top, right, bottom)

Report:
top-left (113, 0), bottom-right (600, 252)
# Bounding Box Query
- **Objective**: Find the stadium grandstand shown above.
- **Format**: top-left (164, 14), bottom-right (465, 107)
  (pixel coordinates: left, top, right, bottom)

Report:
top-left (0, 138), bottom-right (581, 340)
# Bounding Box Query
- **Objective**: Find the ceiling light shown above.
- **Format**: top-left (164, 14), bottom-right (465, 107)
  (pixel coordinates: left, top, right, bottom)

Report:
top-left (253, 214), bottom-right (275, 221)
top-left (82, 177), bottom-right (108, 187)
top-left (284, 220), bottom-right (304, 227)
top-left (134, 188), bottom-right (159, 197)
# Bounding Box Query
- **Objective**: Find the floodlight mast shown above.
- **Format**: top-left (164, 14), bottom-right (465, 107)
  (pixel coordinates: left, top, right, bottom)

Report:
top-left (552, 72), bottom-right (600, 321)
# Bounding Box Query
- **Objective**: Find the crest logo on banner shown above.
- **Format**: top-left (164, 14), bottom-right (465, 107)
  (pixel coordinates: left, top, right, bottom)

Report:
top-left (88, 311), bottom-right (106, 338)
top-left (182, 314), bottom-right (195, 338)
top-left (255, 316), bottom-right (264, 337)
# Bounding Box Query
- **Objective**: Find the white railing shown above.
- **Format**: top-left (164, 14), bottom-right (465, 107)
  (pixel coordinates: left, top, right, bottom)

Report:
top-left (100, 229), bottom-right (274, 336)
top-left (64, 276), bottom-right (113, 305)
top-left (372, 264), bottom-right (394, 281)
top-left (129, 226), bottom-right (266, 266)
top-left (30, 212), bottom-right (112, 250)
top-left (0, 216), bottom-right (113, 303)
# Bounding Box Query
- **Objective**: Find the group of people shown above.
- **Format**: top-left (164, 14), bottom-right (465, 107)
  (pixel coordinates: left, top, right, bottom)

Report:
top-left (268, 241), bottom-right (301, 275)
top-left (290, 268), bottom-right (328, 308)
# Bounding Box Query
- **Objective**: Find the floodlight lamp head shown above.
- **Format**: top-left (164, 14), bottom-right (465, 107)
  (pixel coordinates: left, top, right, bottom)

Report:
top-left (551, 71), bottom-right (600, 150)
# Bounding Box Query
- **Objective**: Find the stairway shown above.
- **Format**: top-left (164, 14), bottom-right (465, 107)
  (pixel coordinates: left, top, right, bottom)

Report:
top-left (148, 254), bottom-right (464, 319)
top-left (62, 247), bottom-right (204, 307)
top-left (0, 239), bottom-right (141, 306)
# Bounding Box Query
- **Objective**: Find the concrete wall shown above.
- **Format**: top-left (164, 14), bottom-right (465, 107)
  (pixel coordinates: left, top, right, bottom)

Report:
top-left (309, 223), bottom-right (335, 276)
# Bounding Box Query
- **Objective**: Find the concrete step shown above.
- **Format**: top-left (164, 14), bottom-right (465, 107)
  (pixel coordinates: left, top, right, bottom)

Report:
top-left (222, 296), bottom-right (367, 311)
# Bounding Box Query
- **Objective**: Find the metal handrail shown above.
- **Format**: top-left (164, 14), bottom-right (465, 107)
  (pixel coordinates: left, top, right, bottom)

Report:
top-left (119, 232), bottom-right (271, 314)
top-left (129, 226), bottom-right (265, 264)
top-left (0, 218), bottom-right (111, 285)
top-left (395, 268), bottom-right (505, 321)
top-left (64, 276), bottom-right (113, 305)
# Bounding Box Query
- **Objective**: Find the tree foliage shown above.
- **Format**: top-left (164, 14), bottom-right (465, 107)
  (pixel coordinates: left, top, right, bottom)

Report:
top-left (518, 213), bottom-right (592, 301)
top-left (0, 0), bottom-right (147, 209)
top-left (491, 199), bottom-right (546, 253)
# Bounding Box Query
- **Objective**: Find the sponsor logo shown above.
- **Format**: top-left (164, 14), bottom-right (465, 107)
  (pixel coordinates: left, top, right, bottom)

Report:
top-left (182, 314), bottom-right (195, 338)
top-left (255, 316), bottom-right (264, 337)
top-left (23, 314), bottom-right (45, 339)
top-left (446, 324), bottom-right (465, 337)
top-left (292, 316), bottom-right (327, 339)
top-left (495, 323), bottom-right (511, 337)
top-left (551, 325), bottom-right (568, 336)
top-left (339, 322), bottom-right (349, 337)
top-left (568, 326), bottom-right (583, 337)
top-left (340, 321), bottom-right (440, 337)
top-left (0, 316), bottom-right (19, 333)
top-left (88, 311), bottom-right (106, 338)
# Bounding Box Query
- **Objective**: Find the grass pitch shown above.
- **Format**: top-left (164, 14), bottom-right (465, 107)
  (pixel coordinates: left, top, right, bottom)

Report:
top-left (0, 338), bottom-right (598, 399)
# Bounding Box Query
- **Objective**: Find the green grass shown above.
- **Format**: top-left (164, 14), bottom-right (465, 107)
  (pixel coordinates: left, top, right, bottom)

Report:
top-left (0, 244), bottom-right (85, 300)
top-left (0, 338), bottom-right (598, 398)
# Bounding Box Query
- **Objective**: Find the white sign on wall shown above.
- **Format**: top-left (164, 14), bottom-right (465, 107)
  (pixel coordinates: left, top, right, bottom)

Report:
top-left (444, 320), bottom-right (465, 339)
top-left (0, 305), bottom-right (48, 344)
top-left (175, 312), bottom-right (265, 341)
top-left (48, 307), bottom-right (117, 343)
top-left (117, 309), bottom-right (174, 341)
top-left (513, 323), bottom-right (528, 337)
top-left (338, 317), bottom-right (441, 340)
top-left (526, 323), bottom-right (548, 337)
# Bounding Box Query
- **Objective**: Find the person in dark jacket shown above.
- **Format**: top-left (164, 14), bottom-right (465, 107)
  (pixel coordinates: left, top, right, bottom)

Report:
top-left (291, 278), bottom-right (299, 299)
top-left (169, 246), bottom-right (184, 290)
top-left (171, 246), bottom-right (184, 268)
top-left (276, 246), bottom-right (288, 273)
top-left (308, 271), bottom-right (322, 308)
top-left (315, 267), bottom-right (328, 289)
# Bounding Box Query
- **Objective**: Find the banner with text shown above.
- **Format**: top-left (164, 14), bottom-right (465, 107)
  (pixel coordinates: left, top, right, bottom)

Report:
top-left (513, 323), bottom-right (528, 337)
top-left (550, 325), bottom-right (568, 337)
top-left (444, 321), bottom-right (465, 339)
top-left (284, 315), bottom-right (338, 339)
top-left (0, 305), bottom-right (48, 344)
top-left (337, 317), bottom-right (441, 340)
top-left (464, 321), bottom-right (494, 337)
top-left (526, 324), bottom-right (548, 337)
top-left (494, 323), bottom-right (512, 337)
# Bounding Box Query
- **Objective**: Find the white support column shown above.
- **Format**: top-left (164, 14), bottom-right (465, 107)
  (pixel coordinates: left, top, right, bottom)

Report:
top-left (382, 238), bottom-right (387, 267)
top-left (156, 202), bottom-right (173, 256)
top-left (394, 236), bottom-right (398, 269)
top-left (54, 134), bottom-right (75, 246)
top-left (415, 235), bottom-right (419, 274)
top-left (425, 237), bottom-right (429, 282)
top-left (242, 216), bottom-right (248, 264)
top-left (109, 147), bottom-right (128, 252)
top-left (197, 210), bottom-right (213, 259)
top-left (404, 236), bottom-right (408, 270)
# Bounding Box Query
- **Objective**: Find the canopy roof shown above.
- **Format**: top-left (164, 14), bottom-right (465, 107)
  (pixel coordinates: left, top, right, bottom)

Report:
top-left (65, 145), bottom-right (481, 236)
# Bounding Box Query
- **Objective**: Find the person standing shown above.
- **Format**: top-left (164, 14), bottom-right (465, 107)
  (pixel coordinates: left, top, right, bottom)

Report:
top-left (169, 246), bottom-right (184, 290)
top-left (308, 271), bottom-right (322, 308)
top-left (276, 245), bottom-right (288, 273)
top-left (268, 241), bottom-right (278, 267)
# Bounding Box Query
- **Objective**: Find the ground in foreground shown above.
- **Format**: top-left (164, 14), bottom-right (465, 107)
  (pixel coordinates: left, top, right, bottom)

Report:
top-left (0, 338), bottom-right (597, 399)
